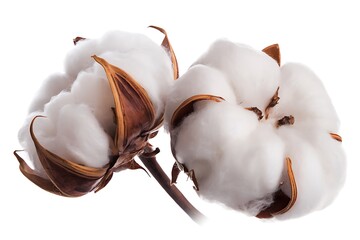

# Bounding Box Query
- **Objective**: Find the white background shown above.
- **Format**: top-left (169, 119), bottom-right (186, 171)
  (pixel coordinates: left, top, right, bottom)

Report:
top-left (1, 0), bottom-right (359, 239)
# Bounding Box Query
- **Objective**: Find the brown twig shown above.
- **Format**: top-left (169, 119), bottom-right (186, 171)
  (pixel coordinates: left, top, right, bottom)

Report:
top-left (139, 145), bottom-right (205, 223)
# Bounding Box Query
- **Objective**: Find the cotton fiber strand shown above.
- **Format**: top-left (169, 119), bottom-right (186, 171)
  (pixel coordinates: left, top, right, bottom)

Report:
top-left (18, 30), bottom-right (173, 177)
top-left (166, 39), bottom-right (346, 219)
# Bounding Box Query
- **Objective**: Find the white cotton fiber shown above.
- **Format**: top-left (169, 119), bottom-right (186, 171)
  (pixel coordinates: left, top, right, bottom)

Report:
top-left (69, 68), bottom-right (116, 135)
top-left (19, 29), bottom-right (174, 175)
top-left (64, 31), bottom-right (174, 119)
top-left (28, 73), bottom-right (73, 113)
top-left (174, 102), bottom-right (258, 179)
top-left (271, 63), bottom-right (340, 132)
top-left (209, 122), bottom-right (285, 215)
top-left (98, 48), bottom-right (173, 120)
top-left (174, 101), bottom-right (285, 215)
top-left (41, 104), bottom-right (110, 168)
top-left (192, 39), bottom-right (280, 110)
top-left (18, 112), bottom-right (47, 177)
top-left (64, 38), bottom-right (100, 78)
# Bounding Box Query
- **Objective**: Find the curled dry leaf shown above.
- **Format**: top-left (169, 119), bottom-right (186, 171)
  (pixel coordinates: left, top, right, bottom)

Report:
top-left (73, 36), bottom-right (86, 45)
top-left (262, 43), bottom-right (281, 66)
top-left (149, 25), bottom-right (179, 79)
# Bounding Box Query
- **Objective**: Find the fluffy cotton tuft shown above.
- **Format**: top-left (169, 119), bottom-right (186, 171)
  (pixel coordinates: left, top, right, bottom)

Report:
top-left (18, 30), bottom-right (174, 177)
top-left (164, 64), bottom-right (237, 130)
top-left (166, 40), bottom-right (346, 219)
top-left (175, 102), bottom-right (285, 215)
top-left (192, 39), bottom-right (280, 110)
top-left (271, 63), bottom-right (340, 132)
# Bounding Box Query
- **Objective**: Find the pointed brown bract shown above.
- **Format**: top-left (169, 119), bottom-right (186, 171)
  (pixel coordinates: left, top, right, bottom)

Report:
top-left (171, 94), bottom-right (224, 130)
top-left (149, 25), bottom-right (179, 79)
top-left (73, 36), bottom-right (86, 45)
top-left (14, 28), bottom-right (180, 197)
top-left (171, 162), bottom-right (181, 185)
top-left (330, 133), bottom-right (342, 142)
top-left (256, 157), bottom-right (297, 218)
top-left (90, 56), bottom-right (169, 191)
top-left (14, 150), bottom-right (64, 196)
top-left (170, 95), bottom-right (224, 191)
top-left (17, 116), bottom-right (109, 197)
top-left (277, 115), bottom-right (295, 128)
top-left (245, 107), bottom-right (263, 120)
top-left (93, 56), bottom-right (156, 152)
top-left (265, 87), bottom-right (280, 119)
top-left (262, 44), bottom-right (281, 66)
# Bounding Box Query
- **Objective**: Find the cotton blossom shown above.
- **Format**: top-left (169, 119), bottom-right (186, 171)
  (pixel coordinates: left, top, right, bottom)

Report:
top-left (166, 40), bottom-right (346, 219)
top-left (15, 27), bottom-right (178, 197)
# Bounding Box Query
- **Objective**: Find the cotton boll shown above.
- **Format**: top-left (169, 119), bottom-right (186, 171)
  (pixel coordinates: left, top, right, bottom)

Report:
top-left (164, 65), bottom-right (237, 130)
top-left (193, 39), bottom-right (280, 110)
top-left (28, 73), bottom-right (73, 113)
top-left (271, 63), bottom-right (340, 132)
top-left (18, 29), bottom-right (175, 192)
top-left (168, 39), bottom-right (345, 220)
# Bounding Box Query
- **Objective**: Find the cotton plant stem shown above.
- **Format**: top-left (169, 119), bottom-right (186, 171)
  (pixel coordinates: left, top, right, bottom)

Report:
top-left (139, 147), bottom-right (205, 224)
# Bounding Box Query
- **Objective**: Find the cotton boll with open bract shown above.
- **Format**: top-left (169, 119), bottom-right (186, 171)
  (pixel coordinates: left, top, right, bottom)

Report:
top-left (167, 40), bottom-right (345, 220)
top-left (17, 28), bottom-right (175, 196)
